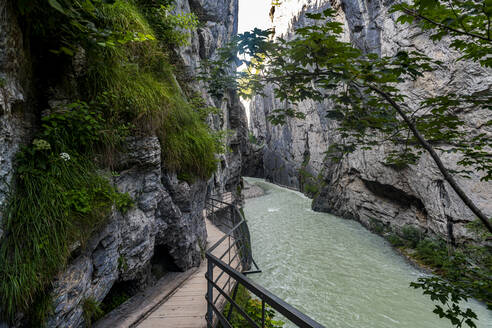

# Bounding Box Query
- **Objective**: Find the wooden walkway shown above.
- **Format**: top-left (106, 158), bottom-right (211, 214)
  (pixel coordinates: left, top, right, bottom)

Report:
top-left (135, 219), bottom-right (239, 328)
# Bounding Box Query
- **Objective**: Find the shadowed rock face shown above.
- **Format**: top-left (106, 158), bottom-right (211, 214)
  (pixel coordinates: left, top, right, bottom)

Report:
top-left (0, 1), bottom-right (33, 240)
top-left (0, 0), bottom-right (246, 327)
top-left (247, 0), bottom-right (492, 243)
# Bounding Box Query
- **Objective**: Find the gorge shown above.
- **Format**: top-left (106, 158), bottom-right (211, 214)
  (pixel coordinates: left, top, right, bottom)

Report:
top-left (246, 0), bottom-right (492, 245)
top-left (0, 0), bottom-right (490, 327)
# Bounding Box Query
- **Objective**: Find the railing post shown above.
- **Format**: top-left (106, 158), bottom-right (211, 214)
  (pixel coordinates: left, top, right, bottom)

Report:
top-left (226, 282), bottom-right (240, 321)
top-left (207, 259), bottom-right (214, 327)
top-left (212, 198), bottom-right (215, 225)
top-left (261, 299), bottom-right (266, 328)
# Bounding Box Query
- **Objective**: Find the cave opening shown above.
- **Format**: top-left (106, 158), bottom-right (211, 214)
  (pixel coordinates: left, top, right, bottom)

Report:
top-left (99, 279), bottom-right (140, 315)
top-left (151, 244), bottom-right (182, 279)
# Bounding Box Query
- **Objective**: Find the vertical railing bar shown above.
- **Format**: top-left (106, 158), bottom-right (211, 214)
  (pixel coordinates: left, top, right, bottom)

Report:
top-left (215, 275), bottom-right (233, 304)
top-left (262, 298), bottom-right (266, 328)
top-left (226, 282), bottom-right (240, 321)
top-left (207, 260), bottom-right (214, 327)
top-left (206, 276), bottom-right (261, 328)
top-left (228, 235), bottom-right (232, 293)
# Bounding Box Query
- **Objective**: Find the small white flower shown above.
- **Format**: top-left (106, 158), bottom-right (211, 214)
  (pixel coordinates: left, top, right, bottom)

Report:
top-left (60, 152), bottom-right (70, 161)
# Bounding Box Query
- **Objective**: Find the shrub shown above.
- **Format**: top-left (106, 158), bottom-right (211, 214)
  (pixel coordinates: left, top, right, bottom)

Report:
top-left (139, 1), bottom-right (199, 47)
top-left (304, 183), bottom-right (319, 196)
top-left (222, 284), bottom-right (284, 328)
top-left (369, 218), bottom-right (386, 234)
top-left (249, 132), bottom-right (258, 144)
top-left (412, 239), bottom-right (492, 309)
top-left (401, 225), bottom-right (422, 248)
top-left (80, 1), bottom-right (221, 181)
top-left (386, 234), bottom-right (405, 247)
top-left (415, 238), bottom-right (449, 268)
top-left (466, 218), bottom-right (492, 241)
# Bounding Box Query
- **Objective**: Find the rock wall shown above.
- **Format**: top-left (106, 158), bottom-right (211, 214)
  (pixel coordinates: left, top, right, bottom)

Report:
top-left (0, 0), bottom-right (246, 327)
top-left (247, 0), bottom-right (492, 243)
top-left (47, 136), bottom-right (211, 328)
top-left (0, 0), bottom-right (33, 240)
top-left (178, 0), bottom-right (248, 195)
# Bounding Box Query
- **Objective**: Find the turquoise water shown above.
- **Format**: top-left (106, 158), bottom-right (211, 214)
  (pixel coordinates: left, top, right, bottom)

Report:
top-left (243, 177), bottom-right (492, 328)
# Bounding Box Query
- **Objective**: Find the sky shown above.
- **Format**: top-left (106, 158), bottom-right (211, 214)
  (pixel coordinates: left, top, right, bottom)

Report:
top-left (238, 0), bottom-right (272, 33)
top-left (238, 0), bottom-right (272, 122)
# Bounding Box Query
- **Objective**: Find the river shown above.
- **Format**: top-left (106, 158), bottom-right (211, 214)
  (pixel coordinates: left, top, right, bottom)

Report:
top-left (243, 178), bottom-right (492, 328)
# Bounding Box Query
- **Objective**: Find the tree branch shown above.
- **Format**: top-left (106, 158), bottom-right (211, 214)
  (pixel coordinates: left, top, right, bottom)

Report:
top-left (401, 8), bottom-right (491, 42)
top-left (368, 84), bottom-right (492, 233)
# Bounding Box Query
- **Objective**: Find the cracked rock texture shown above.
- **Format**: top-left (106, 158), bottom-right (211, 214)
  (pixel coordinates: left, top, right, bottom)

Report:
top-left (0, 1), bottom-right (33, 240)
top-left (0, 0), bottom-right (246, 327)
top-left (47, 137), bottom-right (210, 328)
top-left (248, 0), bottom-right (492, 243)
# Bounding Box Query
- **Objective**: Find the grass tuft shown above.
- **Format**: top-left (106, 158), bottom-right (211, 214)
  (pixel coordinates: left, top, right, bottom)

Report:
top-left (82, 298), bottom-right (104, 328)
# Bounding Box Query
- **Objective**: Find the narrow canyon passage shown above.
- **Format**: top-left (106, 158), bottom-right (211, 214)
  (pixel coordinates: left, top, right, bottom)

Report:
top-left (243, 178), bottom-right (492, 328)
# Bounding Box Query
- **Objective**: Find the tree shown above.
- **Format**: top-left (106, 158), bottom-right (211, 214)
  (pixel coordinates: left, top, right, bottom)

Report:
top-left (201, 3), bottom-right (492, 234)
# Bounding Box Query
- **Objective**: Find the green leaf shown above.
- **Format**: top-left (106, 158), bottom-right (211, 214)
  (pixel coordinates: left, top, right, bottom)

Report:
top-left (48, 0), bottom-right (67, 15)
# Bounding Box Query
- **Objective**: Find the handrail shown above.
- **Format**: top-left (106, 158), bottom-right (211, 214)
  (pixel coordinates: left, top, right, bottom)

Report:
top-left (205, 195), bottom-right (325, 328)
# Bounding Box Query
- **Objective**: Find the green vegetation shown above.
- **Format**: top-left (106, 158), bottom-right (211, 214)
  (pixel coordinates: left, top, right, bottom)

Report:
top-left (368, 218), bottom-right (387, 235)
top-left (28, 293), bottom-right (55, 327)
top-left (410, 239), bottom-right (491, 328)
top-left (222, 284), bottom-right (284, 328)
top-left (298, 158), bottom-right (323, 198)
top-left (99, 287), bottom-right (131, 315)
top-left (400, 225), bottom-right (423, 248)
top-left (82, 298), bottom-right (104, 327)
top-left (411, 277), bottom-right (478, 328)
top-left (1, 0), bottom-right (225, 324)
top-left (466, 218), bottom-right (492, 241)
top-left (248, 131), bottom-right (259, 145)
top-left (384, 225), bottom-right (491, 325)
top-left (0, 103), bottom-right (132, 323)
top-left (303, 183), bottom-right (319, 196)
top-left (299, 171), bottom-right (320, 196)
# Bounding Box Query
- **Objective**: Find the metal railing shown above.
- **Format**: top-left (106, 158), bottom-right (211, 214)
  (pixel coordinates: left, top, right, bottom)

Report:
top-left (205, 194), bottom-right (325, 328)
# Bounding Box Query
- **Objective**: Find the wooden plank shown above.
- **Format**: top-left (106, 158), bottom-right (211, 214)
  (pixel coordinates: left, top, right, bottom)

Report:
top-left (135, 218), bottom-right (240, 328)
top-left (94, 270), bottom-right (197, 328)
top-left (137, 316), bottom-right (206, 328)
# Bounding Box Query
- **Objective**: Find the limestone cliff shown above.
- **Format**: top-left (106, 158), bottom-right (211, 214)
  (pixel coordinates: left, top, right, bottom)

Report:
top-left (247, 0), bottom-right (492, 244)
top-left (0, 0), bottom-right (245, 327)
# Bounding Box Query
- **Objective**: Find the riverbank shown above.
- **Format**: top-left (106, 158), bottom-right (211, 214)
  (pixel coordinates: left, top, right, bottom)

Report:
top-left (242, 177), bottom-right (492, 327)
top-left (242, 179), bottom-right (265, 199)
